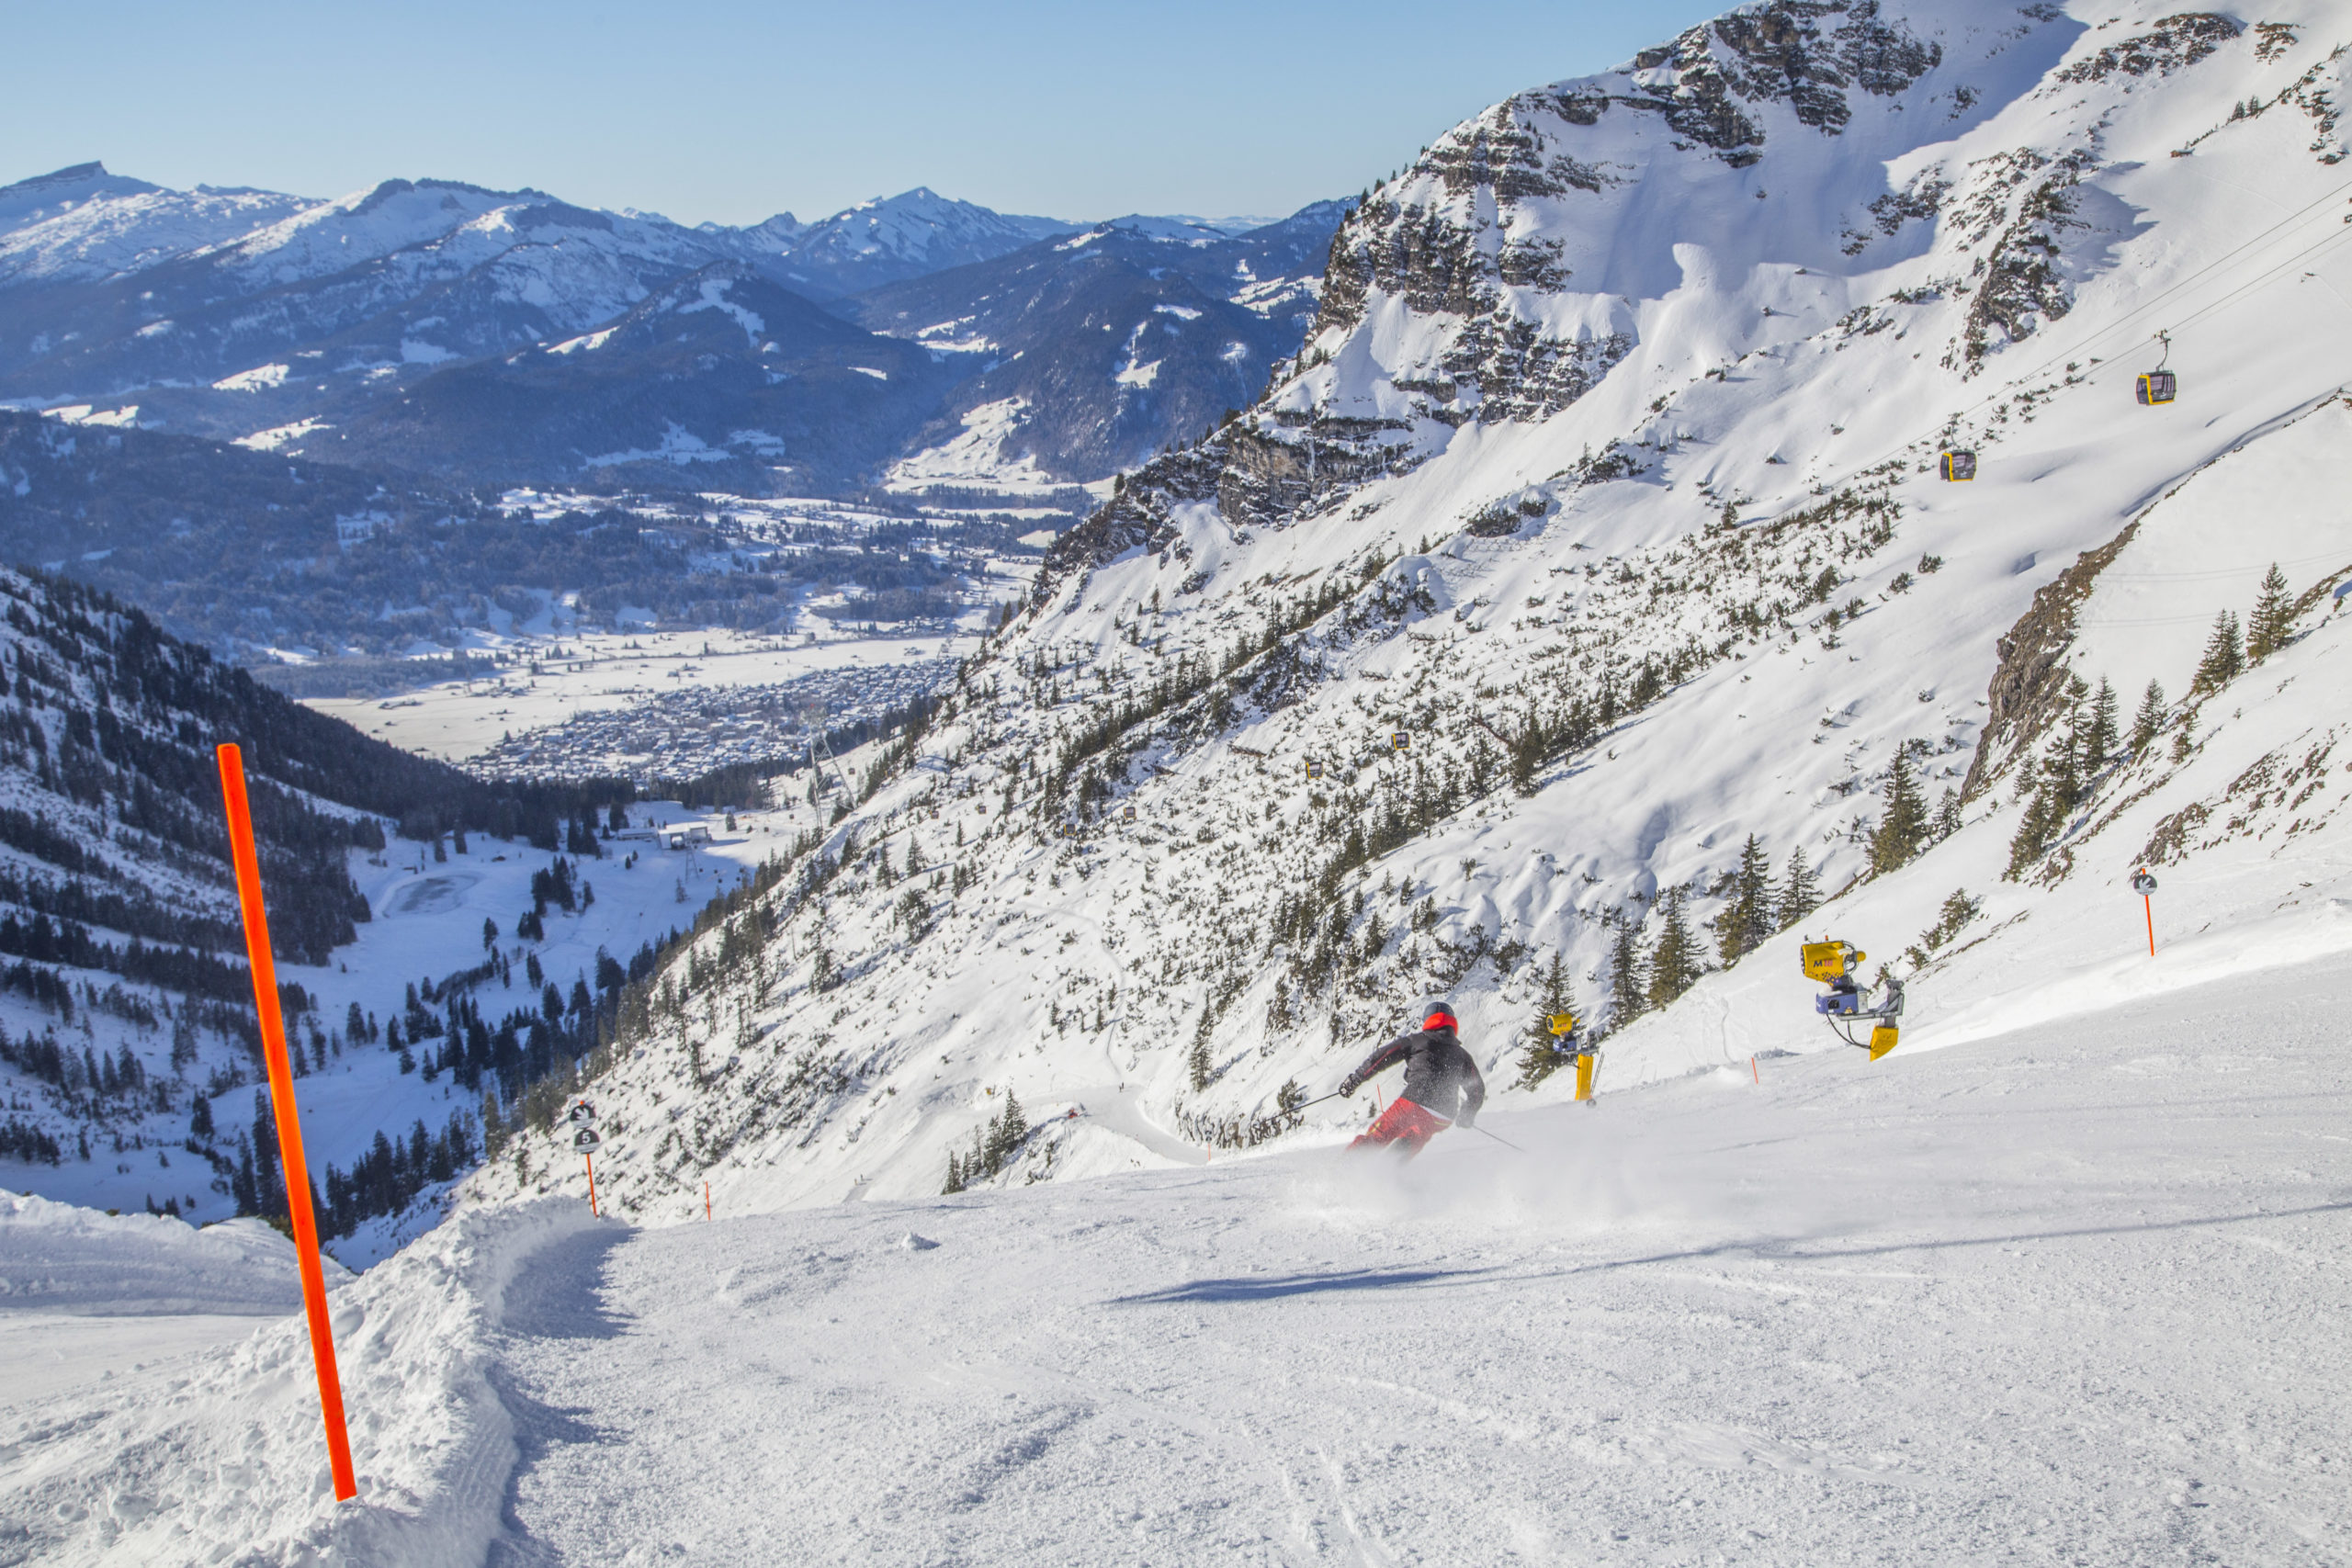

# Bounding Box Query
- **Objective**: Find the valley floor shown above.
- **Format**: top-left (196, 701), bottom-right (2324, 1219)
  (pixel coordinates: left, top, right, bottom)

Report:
top-left (6, 952), bottom-right (2346, 1566)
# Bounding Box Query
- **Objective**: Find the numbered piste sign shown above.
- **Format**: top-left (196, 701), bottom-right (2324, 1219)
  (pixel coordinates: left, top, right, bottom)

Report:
top-left (2131, 869), bottom-right (2158, 896)
top-left (567, 1100), bottom-right (597, 1127)
top-left (572, 1127), bottom-right (602, 1152)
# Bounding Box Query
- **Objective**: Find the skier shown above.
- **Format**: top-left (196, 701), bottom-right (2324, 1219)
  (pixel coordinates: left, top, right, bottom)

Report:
top-left (1338, 1000), bottom-right (1486, 1157)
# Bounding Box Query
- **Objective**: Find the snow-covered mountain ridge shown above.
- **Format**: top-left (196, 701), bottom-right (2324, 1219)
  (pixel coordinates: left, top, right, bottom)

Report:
top-left (429, 0), bottom-right (2352, 1224)
top-left (0, 166), bottom-right (1342, 496)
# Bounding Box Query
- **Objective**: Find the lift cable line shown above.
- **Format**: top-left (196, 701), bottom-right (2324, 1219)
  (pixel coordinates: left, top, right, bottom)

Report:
top-left (1779, 172), bottom-right (2352, 509)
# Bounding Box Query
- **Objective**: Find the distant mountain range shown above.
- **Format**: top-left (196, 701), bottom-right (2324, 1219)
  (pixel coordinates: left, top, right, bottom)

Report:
top-left (0, 164), bottom-right (1343, 495)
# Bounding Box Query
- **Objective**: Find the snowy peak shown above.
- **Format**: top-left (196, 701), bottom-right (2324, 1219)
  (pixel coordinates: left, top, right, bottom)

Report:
top-left (209, 176), bottom-right (543, 286)
top-left (0, 162), bottom-right (164, 230)
top-left (0, 164), bottom-right (311, 288)
top-left (772, 186), bottom-right (1079, 299)
top-left (1233, 0), bottom-right (2313, 500)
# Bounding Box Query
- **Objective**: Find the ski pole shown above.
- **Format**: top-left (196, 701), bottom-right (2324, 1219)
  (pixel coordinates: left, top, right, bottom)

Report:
top-left (1468, 1123), bottom-right (1524, 1152)
top-left (1289, 1090), bottom-right (1350, 1114)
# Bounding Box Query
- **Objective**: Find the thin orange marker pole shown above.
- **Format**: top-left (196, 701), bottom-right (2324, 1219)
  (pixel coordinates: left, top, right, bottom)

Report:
top-left (1751, 1055), bottom-right (1758, 1084)
top-left (704, 1180), bottom-right (712, 1220)
top-left (216, 745), bottom-right (357, 1504)
top-left (2144, 895), bottom-right (2156, 956)
top-left (584, 1153), bottom-right (599, 1216)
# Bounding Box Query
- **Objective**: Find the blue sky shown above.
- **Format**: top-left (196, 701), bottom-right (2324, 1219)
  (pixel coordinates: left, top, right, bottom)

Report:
top-left (10, 1), bottom-right (1724, 225)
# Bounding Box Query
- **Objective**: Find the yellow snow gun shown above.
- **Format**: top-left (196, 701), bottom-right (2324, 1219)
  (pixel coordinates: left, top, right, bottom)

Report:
top-left (1548, 1011), bottom-right (1601, 1103)
top-left (1804, 941), bottom-right (1905, 1061)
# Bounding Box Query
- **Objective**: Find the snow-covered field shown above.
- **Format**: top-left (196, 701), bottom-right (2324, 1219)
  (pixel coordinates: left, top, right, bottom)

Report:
top-left (306, 627), bottom-right (985, 765)
top-left (0, 1194), bottom-right (346, 1412)
top-left (3, 949), bottom-right (2344, 1564)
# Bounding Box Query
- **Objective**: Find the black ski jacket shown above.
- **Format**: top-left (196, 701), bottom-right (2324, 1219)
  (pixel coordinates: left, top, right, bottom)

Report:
top-left (1342, 1027), bottom-right (1487, 1124)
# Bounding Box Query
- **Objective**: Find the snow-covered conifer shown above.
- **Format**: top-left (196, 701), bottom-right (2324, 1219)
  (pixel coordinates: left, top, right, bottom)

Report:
top-left (2192, 612), bottom-right (2245, 692)
top-left (1868, 750), bottom-right (1929, 876)
top-left (1777, 850), bottom-right (1820, 930)
top-left (2248, 564), bottom-right (2293, 660)
top-left (1606, 919), bottom-right (1646, 1031)
top-left (1715, 834), bottom-right (1776, 964)
top-left (1644, 889), bottom-right (1702, 1010)
top-left (2131, 680), bottom-right (2166, 754)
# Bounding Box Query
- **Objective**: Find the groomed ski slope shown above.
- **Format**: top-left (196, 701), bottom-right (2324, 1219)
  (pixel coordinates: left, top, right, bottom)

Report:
top-left (6, 950), bottom-right (2346, 1565)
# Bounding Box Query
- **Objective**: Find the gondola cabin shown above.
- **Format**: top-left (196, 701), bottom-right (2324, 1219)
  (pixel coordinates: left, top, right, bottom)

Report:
top-left (1306, 759), bottom-right (1322, 780)
top-left (1391, 730), bottom-right (1410, 752)
top-left (1939, 450), bottom-right (1976, 482)
top-left (1122, 805), bottom-right (1136, 823)
top-left (2136, 370), bottom-right (2177, 405)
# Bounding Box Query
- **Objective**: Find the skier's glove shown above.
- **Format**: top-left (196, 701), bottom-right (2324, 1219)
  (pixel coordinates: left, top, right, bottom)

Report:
top-left (1339, 1076), bottom-right (1359, 1098)
top-left (1455, 1109), bottom-right (1477, 1130)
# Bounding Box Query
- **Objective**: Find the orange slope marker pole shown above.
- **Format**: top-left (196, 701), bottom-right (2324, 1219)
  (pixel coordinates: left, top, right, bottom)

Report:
top-left (704, 1181), bottom-right (712, 1220)
top-left (2144, 893), bottom-right (2157, 956)
top-left (216, 744), bottom-right (358, 1503)
top-left (584, 1153), bottom-right (599, 1216)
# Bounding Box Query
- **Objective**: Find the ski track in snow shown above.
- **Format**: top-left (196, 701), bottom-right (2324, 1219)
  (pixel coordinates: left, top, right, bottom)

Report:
top-left (492, 953), bottom-right (2346, 1564)
top-left (3, 951), bottom-right (2301, 1567)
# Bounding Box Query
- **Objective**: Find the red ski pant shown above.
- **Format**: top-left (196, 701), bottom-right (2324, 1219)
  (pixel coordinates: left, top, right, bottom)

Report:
top-left (1349, 1096), bottom-right (1451, 1157)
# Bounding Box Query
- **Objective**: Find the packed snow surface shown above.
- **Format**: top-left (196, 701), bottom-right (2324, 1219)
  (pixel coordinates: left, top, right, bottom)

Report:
top-left (4, 952), bottom-right (2346, 1563)
top-left (0, 1196), bottom-right (356, 1415)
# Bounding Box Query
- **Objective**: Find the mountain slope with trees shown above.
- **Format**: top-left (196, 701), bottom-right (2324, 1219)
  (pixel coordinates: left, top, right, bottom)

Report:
top-left (447, 0), bottom-right (2352, 1224)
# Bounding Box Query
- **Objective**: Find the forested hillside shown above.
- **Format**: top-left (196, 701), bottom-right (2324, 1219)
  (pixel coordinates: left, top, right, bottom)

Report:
top-left (0, 563), bottom-right (651, 1230)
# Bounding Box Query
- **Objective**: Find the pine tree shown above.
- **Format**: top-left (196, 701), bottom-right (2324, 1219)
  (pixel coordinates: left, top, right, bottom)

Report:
top-left (2191, 611), bottom-right (2244, 693)
top-left (2131, 679), bottom-right (2166, 754)
top-left (1778, 849), bottom-right (1820, 930)
top-left (1187, 1010), bottom-right (1215, 1091)
top-left (2006, 764), bottom-right (2064, 880)
top-left (1645, 887), bottom-right (1702, 1010)
top-left (1509, 709), bottom-right (1544, 796)
top-left (1931, 788), bottom-right (1962, 841)
top-left (1606, 919), bottom-right (1646, 1030)
top-left (2085, 678), bottom-right (2120, 768)
top-left (983, 1090), bottom-right (1026, 1172)
top-left (2248, 563), bottom-right (2293, 660)
top-left (1868, 748), bottom-right (1929, 876)
top-left (1715, 834), bottom-right (1776, 964)
top-left (1512, 952), bottom-right (1579, 1087)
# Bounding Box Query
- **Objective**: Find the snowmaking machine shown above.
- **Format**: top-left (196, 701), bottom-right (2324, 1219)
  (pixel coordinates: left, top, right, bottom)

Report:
top-left (1801, 941), bottom-right (1905, 1061)
top-left (1549, 1011), bottom-right (1600, 1104)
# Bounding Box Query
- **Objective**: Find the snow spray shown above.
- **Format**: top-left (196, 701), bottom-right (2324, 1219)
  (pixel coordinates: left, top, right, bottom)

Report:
top-left (217, 744), bottom-right (358, 1503)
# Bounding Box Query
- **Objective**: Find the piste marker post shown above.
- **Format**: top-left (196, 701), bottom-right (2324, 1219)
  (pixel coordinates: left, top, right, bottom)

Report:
top-left (216, 744), bottom-right (358, 1504)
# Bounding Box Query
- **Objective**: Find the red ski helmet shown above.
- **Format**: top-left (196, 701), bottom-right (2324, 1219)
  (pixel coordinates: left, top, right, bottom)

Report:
top-left (1422, 1002), bottom-right (1458, 1032)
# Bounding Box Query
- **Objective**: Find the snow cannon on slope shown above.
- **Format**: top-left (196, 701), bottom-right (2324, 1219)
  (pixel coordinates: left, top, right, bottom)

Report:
top-left (1802, 941), bottom-right (1905, 1061)
top-left (1549, 1011), bottom-right (1600, 1105)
